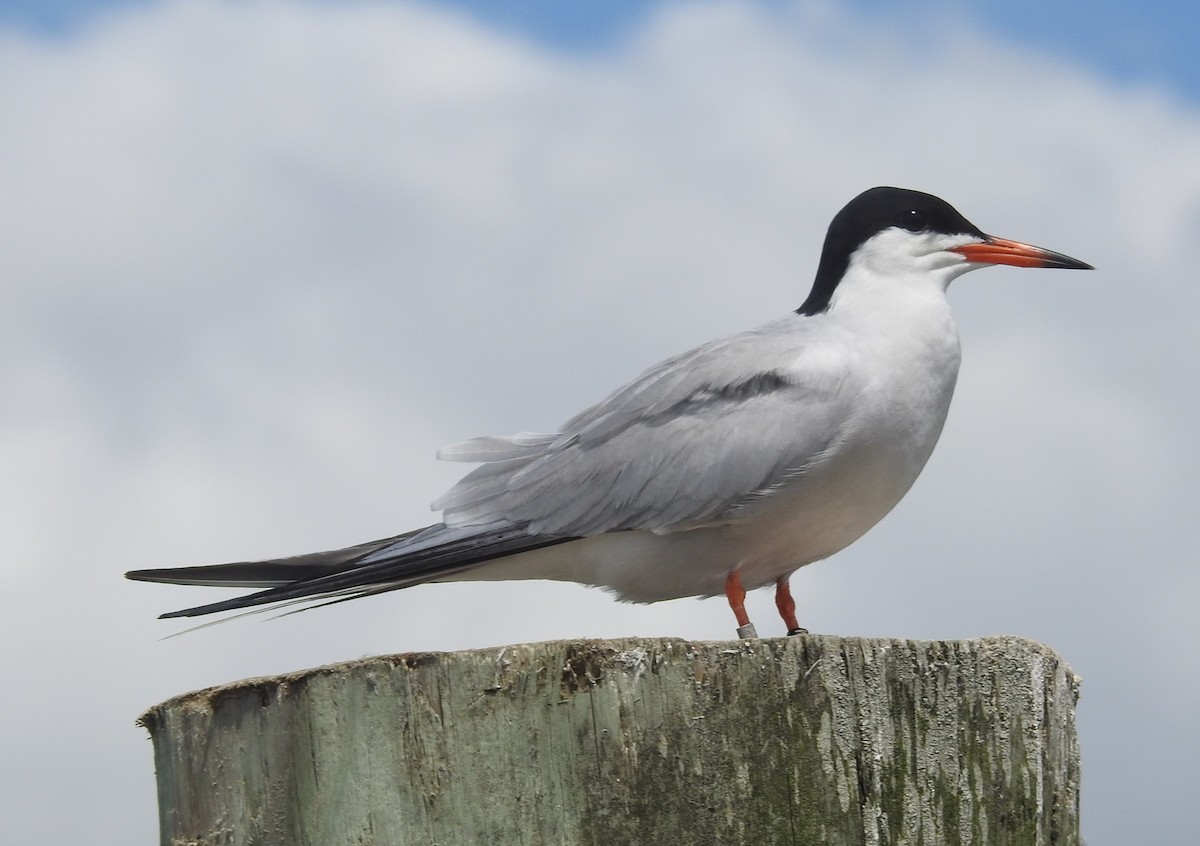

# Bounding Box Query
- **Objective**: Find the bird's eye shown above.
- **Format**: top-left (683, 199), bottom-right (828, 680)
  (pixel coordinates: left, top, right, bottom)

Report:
top-left (898, 209), bottom-right (927, 232)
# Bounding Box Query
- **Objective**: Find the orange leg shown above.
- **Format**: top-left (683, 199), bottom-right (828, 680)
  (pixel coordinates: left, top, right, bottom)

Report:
top-left (724, 570), bottom-right (752, 628)
top-left (775, 576), bottom-right (806, 636)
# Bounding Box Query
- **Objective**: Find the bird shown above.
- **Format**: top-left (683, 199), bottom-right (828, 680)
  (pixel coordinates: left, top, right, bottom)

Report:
top-left (126, 186), bottom-right (1092, 638)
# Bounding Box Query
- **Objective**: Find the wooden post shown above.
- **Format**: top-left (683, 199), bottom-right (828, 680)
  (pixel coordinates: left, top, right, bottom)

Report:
top-left (140, 635), bottom-right (1080, 845)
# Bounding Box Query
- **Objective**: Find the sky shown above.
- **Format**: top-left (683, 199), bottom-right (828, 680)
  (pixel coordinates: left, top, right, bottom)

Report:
top-left (1, 1), bottom-right (1197, 843)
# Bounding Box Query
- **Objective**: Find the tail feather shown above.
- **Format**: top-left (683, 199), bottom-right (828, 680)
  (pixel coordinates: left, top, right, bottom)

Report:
top-left (126, 523), bottom-right (575, 620)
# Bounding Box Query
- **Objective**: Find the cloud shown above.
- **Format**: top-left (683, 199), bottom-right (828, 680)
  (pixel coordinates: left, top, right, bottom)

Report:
top-left (1, 1), bottom-right (1196, 843)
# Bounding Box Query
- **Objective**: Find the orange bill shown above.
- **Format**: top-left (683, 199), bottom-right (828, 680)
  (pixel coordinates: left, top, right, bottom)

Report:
top-left (952, 236), bottom-right (1093, 270)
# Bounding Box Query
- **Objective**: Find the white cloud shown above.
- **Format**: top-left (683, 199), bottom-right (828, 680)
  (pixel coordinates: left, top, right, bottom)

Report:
top-left (1, 1), bottom-right (1197, 843)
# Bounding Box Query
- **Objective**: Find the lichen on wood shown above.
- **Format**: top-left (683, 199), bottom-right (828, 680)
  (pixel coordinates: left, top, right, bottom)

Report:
top-left (140, 635), bottom-right (1080, 846)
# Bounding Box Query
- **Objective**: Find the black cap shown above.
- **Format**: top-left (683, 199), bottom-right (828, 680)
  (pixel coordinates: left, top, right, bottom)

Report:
top-left (798, 187), bottom-right (986, 316)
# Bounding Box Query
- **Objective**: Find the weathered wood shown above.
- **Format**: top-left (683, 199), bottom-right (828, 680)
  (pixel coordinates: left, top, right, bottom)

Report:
top-left (140, 635), bottom-right (1080, 846)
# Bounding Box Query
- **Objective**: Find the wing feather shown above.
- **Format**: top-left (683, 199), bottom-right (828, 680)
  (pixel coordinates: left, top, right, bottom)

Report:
top-left (133, 523), bottom-right (574, 619)
top-left (437, 432), bottom-right (557, 462)
top-left (435, 315), bottom-right (858, 536)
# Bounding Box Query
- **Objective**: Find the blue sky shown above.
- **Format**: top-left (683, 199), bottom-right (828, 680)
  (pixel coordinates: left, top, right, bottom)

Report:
top-left (5, 0), bottom-right (1200, 99)
top-left (2, 2), bottom-right (1198, 845)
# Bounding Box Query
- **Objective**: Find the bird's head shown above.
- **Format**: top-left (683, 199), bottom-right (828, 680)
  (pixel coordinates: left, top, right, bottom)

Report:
top-left (798, 186), bottom-right (1092, 316)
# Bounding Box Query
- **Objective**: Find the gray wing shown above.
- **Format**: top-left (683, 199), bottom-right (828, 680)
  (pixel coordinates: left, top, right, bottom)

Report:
top-left (433, 316), bottom-right (861, 536)
top-left (127, 522), bottom-right (576, 619)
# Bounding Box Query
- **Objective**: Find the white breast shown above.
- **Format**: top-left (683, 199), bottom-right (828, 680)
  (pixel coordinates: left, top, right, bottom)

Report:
top-left (729, 286), bottom-right (961, 588)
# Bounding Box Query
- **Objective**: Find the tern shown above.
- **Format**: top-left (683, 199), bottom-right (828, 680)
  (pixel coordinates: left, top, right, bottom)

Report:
top-left (127, 187), bottom-right (1092, 637)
